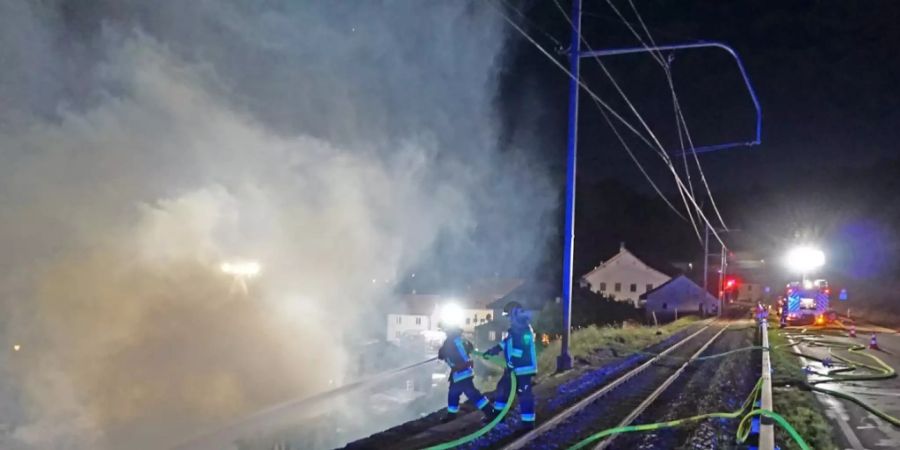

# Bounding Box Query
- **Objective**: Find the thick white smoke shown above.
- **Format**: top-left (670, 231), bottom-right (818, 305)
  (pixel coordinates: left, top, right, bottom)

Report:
top-left (0, 1), bottom-right (554, 449)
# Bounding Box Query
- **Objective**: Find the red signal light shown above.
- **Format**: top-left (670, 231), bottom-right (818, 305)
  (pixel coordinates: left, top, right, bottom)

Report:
top-left (725, 278), bottom-right (737, 290)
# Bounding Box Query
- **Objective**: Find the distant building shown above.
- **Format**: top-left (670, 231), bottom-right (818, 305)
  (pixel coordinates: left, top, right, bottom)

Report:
top-left (386, 294), bottom-right (440, 343)
top-left (735, 282), bottom-right (764, 303)
top-left (580, 242), bottom-right (672, 307)
top-left (641, 275), bottom-right (718, 321)
top-left (473, 280), bottom-right (554, 350)
top-left (385, 279), bottom-right (523, 343)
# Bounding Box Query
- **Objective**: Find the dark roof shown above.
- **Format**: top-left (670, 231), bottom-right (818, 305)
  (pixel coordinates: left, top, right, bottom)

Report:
top-left (465, 278), bottom-right (525, 309)
top-left (486, 279), bottom-right (556, 311)
top-left (394, 294), bottom-right (440, 315)
top-left (638, 275), bottom-right (684, 300)
top-left (639, 275), bottom-right (716, 301)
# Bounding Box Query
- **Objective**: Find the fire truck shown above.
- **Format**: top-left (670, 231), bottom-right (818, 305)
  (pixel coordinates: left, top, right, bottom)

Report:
top-left (783, 279), bottom-right (836, 325)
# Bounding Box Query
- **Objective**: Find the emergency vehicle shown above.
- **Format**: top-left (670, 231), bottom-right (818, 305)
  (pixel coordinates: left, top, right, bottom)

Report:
top-left (784, 279), bottom-right (836, 325)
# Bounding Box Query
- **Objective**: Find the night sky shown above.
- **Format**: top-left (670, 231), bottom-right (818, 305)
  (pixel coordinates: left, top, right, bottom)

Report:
top-left (496, 0), bottom-right (900, 290)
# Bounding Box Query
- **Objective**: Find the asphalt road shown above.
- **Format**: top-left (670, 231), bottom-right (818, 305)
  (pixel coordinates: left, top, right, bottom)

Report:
top-left (791, 326), bottom-right (900, 450)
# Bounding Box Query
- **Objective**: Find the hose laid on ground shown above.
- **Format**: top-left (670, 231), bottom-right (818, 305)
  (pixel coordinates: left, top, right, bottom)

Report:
top-left (780, 330), bottom-right (900, 427)
top-left (566, 377), bottom-right (811, 450)
top-left (423, 356), bottom-right (517, 450)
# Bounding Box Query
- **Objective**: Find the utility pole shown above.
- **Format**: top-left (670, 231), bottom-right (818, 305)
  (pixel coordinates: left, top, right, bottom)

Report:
top-left (718, 245), bottom-right (728, 317)
top-left (703, 224), bottom-right (709, 295)
top-left (558, 0), bottom-right (582, 372)
top-left (554, 10), bottom-right (758, 372)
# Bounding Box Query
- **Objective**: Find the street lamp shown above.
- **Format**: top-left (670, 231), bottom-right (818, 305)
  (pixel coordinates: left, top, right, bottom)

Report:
top-left (784, 246), bottom-right (825, 281)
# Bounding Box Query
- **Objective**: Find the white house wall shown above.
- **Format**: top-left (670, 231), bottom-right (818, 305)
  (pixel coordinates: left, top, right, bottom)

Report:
top-left (583, 252), bottom-right (671, 307)
top-left (386, 314), bottom-right (431, 342)
top-left (386, 308), bottom-right (495, 342)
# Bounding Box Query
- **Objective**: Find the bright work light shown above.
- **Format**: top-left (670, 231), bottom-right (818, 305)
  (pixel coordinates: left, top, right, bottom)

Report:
top-left (439, 303), bottom-right (464, 328)
top-left (784, 246), bottom-right (825, 274)
top-left (220, 260), bottom-right (261, 277)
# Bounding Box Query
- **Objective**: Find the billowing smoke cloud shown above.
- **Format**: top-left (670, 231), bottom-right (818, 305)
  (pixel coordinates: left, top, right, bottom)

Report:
top-left (0, 1), bottom-right (555, 449)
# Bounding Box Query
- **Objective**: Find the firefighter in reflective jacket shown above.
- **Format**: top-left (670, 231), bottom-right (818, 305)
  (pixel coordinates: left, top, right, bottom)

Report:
top-left (483, 301), bottom-right (537, 429)
top-left (437, 324), bottom-right (490, 422)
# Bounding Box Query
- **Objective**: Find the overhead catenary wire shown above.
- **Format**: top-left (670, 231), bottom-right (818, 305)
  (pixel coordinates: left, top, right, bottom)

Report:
top-left (548, 0), bottom-right (706, 244)
top-left (490, 0), bottom-right (726, 247)
top-left (545, 0), bottom-right (716, 245)
top-left (490, 0), bottom-right (690, 223)
top-left (614, 0), bottom-right (731, 231)
top-left (581, 0), bottom-right (730, 235)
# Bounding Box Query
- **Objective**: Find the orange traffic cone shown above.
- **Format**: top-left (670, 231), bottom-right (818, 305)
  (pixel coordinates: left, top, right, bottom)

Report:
top-left (869, 333), bottom-right (879, 350)
top-left (849, 325), bottom-right (856, 338)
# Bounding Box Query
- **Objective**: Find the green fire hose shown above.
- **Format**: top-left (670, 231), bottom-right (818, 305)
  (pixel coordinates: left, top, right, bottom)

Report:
top-left (423, 355), bottom-right (518, 450)
top-left (426, 323), bottom-right (897, 449)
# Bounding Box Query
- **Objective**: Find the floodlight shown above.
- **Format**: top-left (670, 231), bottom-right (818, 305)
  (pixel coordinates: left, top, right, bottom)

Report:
top-left (784, 246), bottom-right (825, 274)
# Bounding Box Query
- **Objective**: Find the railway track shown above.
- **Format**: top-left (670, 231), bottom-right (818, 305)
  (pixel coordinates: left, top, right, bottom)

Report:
top-left (504, 322), bottom-right (729, 450)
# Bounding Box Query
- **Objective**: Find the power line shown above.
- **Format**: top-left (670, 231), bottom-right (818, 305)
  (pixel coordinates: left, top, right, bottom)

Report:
top-left (489, 0), bottom-right (726, 246)
top-left (493, 0), bottom-right (686, 221)
top-left (616, 0), bottom-right (731, 232)
top-left (549, 0), bottom-right (709, 245)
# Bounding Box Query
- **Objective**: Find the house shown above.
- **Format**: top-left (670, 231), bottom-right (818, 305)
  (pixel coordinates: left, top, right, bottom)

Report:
top-left (641, 275), bottom-right (718, 321)
top-left (385, 278), bottom-right (524, 343)
top-left (735, 282), bottom-right (765, 303)
top-left (386, 294), bottom-right (440, 343)
top-left (580, 242), bottom-right (672, 307)
top-left (473, 280), bottom-right (554, 350)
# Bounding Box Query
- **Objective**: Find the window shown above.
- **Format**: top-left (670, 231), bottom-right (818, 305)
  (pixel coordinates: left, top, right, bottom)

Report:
top-left (486, 313), bottom-right (492, 321)
top-left (748, 285), bottom-right (753, 291)
top-left (415, 317), bottom-right (421, 325)
top-left (646, 284), bottom-right (653, 292)
top-left (662, 302), bottom-right (668, 310)
top-left (395, 316), bottom-right (402, 324)
top-left (614, 282), bottom-right (622, 292)
top-left (599, 282), bottom-right (607, 292)
top-left (630, 283), bottom-right (637, 292)
top-left (489, 331), bottom-right (497, 341)
top-left (465, 318), bottom-right (471, 325)
top-left (473, 314), bottom-right (478, 322)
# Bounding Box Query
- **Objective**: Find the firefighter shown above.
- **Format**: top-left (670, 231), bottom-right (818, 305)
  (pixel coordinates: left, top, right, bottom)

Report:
top-left (437, 321), bottom-right (490, 423)
top-left (482, 301), bottom-right (538, 429)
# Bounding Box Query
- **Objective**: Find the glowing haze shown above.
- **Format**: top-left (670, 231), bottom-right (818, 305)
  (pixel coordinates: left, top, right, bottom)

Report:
top-left (0, 1), bottom-right (554, 449)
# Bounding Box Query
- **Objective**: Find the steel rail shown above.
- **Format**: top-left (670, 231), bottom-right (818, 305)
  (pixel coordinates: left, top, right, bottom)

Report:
top-left (593, 324), bottom-right (729, 449)
top-left (503, 320), bottom-right (715, 450)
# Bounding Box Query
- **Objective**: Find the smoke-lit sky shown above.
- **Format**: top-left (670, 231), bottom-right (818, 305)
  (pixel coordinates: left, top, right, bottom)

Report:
top-left (0, 1), bottom-right (556, 449)
top-left (2, 1), bottom-right (899, 449)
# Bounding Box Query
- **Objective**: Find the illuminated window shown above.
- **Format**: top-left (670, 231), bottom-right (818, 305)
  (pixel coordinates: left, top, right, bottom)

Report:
top-left (614, 283), bottom-right (622, 292)
top-left (599, 282), bottom-right (607, 291)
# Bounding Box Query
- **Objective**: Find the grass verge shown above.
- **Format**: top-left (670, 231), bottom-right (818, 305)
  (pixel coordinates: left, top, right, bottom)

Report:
top-left (474, 316), bottom-right (702, 390)
top-left (768, 327), bottom-right (839, 450)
